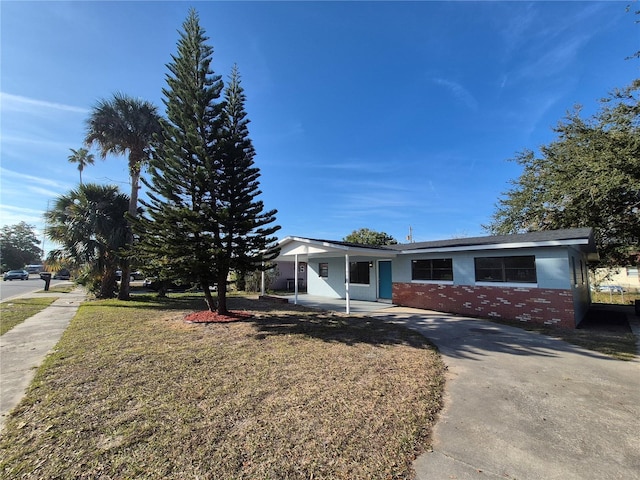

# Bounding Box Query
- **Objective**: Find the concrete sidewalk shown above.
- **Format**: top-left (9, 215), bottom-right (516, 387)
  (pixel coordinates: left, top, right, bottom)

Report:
top-left (0, 288), bottom-right (86, 431)
top-left (370, 307), bottom-right (640, 480)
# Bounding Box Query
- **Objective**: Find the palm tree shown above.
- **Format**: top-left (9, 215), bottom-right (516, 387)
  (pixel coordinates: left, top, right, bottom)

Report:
top-left (85, 92), bottom-right (162, 300)
top-left (67, 147), bottom-right (95, 185)
top-left (45, 184), bottom-right (129, 299)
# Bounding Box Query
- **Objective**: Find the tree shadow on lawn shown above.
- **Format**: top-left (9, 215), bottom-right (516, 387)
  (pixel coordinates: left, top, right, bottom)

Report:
top-left (250, 311), bottom-right (435, 350)
top-left (80, 293), bottom-right (438, 350)
top-left (374, 305), bottom-right (637, 362)
top-left (79, 294), bottom-right (205, 311)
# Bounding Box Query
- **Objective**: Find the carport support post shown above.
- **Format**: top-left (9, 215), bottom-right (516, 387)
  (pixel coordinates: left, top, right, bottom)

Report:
top-left (294, 254), bottom-right (299, 305)
top-left (345, 254), bottom-right (350, 314)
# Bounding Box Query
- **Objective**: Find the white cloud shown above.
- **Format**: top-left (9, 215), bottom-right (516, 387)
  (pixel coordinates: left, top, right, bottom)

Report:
top-left (1, 167), bottom-right (69, 190)
top-left (515, 35), bottom-right (590, 82)
top-left (0, 92), bottom-right (88, 114)
top-left (0, 204), bottom-right (46, 229)
top-left (1, 134), bottom-right (75, 151)
top-left (432, 78), bottom-right (479, 111)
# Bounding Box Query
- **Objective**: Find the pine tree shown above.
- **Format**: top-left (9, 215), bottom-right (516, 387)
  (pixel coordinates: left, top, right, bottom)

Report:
top-left (215, 64), bottom-right (280, 313)
top-left (136, 9), bottom-right (279, 313)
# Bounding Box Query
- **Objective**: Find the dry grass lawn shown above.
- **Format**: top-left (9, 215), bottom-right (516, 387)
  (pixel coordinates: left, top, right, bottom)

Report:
top-left (0, 294), bottom-right (445, 479)
top-left (0, 297), bottom-right (57, 335)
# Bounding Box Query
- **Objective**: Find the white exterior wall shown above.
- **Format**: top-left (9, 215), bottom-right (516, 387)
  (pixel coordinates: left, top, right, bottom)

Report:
top-left (592, 267), bottom-right (640, 291)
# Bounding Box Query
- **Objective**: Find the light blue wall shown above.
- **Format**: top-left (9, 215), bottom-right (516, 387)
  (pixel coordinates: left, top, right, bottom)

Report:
top-left (307, 256), bottom-right (379, 301)
top-left (567, 246), bottom-right (591, 323)
top-left (303, 244), bottom-right (591, 326)
top-left (307, 246), bottom-right (591, 315)
top-left (393, 247), bottom-right (573, 289)
top-left (308, 258), bottom-right (344, 298)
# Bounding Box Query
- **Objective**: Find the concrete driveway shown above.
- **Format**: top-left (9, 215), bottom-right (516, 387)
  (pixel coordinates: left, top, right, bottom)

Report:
top-left (371, 307), bottom-right (640, 480)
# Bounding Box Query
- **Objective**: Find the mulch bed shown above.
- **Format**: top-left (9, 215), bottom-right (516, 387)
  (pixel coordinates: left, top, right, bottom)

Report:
top-left (184, 310), bottom-right (253, 324)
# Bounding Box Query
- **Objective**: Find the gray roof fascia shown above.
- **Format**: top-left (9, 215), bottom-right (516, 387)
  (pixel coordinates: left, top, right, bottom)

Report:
top-left (278, 236), bottom-right (397, 257)
top-left (395, 238), bottom-right (593, 255)
top-left (278, 228), bottom-right (596, 258)
top-left (389, 228), bottom-right (596, 254)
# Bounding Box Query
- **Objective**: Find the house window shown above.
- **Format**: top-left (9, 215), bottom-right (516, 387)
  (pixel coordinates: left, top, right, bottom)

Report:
top-left (319, 263), bottom-right (329, 278)
top-left (628, 267), bottom-right (639, 278)
top-left (474, 256), bottom-right (537, 283)
top-left (349, 261), bottom-right (370, 284)
top-left (412, 258), bottom-right (453, 281)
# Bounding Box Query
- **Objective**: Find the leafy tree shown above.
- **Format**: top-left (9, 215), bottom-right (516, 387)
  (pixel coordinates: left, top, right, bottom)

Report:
top-left (85, 92), bottom-right (162, 300)
top-left (344, 228), bottom-right (398, 246)
top-left (485, 81), bottom-right (640, 268)
top-left (45, 184), bottom-right (129, 298)
top-left (136, 9), bottom-right (279, 314)
top-left (0, 222), bottom-right (42, 270)
top-left (67, 147), bottom-right (95, 185)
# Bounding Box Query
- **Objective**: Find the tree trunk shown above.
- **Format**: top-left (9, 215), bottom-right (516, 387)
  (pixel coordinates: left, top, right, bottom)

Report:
top-left (236, 269), bottom-right (246, 291)
top-left (217, 270), bottom-right (229, 315)
top-left (202, 282), bottom-right (216, 312)
top-left (156, 280), bottom-right (168, 298)
top-left (100, 267), bottom-right (118, 299)
top-left (118, 159), bottom-right (141, 300)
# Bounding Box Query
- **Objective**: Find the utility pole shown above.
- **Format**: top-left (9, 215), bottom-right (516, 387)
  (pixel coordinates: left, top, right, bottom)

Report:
top-left (406, 226), bottom-right (414, 243)
top-left (42, 200), bottom-right (49, 263)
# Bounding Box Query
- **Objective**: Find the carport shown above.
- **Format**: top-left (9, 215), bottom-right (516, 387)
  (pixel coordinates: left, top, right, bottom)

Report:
top-left (281, 294), bottom-right (395, 314)
top-left (266, 237), bottom-right (395, 314)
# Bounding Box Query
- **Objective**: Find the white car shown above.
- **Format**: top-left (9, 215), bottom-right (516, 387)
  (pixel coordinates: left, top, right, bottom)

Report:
top-left (596, 285), bottom-right (623, 293)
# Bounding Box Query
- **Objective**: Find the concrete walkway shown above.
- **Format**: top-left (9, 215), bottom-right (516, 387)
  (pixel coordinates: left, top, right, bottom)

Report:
top-left (370, 307), bottom-right (640, 480)
top-left (0, 288), bottom-right (86, 431)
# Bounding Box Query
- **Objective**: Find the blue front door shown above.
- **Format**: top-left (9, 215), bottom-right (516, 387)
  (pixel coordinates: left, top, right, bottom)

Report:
top-left (378, 261), bottom-right (392, 299)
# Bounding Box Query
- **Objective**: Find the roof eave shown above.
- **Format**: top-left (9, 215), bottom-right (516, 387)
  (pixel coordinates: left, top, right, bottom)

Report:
top-left (399, 238), bottom-right (594, 255)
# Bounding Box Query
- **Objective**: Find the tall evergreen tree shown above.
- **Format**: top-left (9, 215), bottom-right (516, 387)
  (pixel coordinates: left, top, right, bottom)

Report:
top-left (215, 65), bottom-right (280, 312)
top-left (137, 9), bottom-right (279, 313)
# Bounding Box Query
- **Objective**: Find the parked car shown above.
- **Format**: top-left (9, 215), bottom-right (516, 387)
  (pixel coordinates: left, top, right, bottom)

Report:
top-left (143, 277), bottom-right (191, 292)
top-left (116, 270), bottom-right (144, 281)
top-left (53, 269), bottom-right (71, 280)
top-left (3, 269), bottom-right (29, 281)
top-left (596, 285), bottom-right (624, 293)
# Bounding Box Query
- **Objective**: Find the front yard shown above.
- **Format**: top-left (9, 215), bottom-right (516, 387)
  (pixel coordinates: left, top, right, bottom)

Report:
top-left (0, 294), bottom-right (445, 479)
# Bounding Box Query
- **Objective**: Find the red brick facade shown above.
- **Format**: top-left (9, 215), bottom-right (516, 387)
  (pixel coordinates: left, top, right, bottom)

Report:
top-left (393, 282), bottom-right (576, 329)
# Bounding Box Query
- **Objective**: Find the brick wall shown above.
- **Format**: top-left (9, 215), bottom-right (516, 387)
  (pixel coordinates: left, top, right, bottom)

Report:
top-left (393, 283), bottom-right (576, 329)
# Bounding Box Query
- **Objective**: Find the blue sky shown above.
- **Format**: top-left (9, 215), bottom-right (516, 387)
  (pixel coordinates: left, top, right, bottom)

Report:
top-left (1, 1), bottom-right (637, 253)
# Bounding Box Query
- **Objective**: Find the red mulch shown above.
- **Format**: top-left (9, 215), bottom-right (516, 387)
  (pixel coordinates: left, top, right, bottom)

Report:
top-left (184, 310), bottom-right (253, 324)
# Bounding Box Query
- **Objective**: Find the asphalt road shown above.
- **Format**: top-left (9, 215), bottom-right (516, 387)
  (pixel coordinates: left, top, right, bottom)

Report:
top-left (0, 276), bottom-right (69, 302)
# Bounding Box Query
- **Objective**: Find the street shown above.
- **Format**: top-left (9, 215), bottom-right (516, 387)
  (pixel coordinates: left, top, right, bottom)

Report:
top-left (0, 276), bottom-right (69, 302)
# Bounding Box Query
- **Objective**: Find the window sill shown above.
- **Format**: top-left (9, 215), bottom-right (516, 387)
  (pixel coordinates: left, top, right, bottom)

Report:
top-left (411, 280), bottom-right (454, 285)
top-left (475, 282), bottom-right (538, 288)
